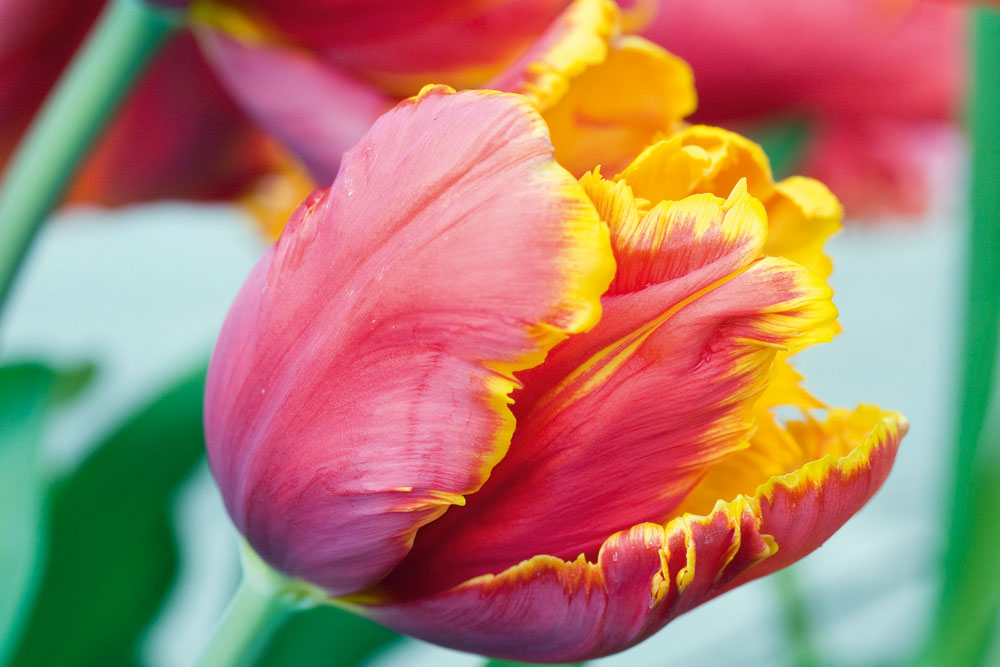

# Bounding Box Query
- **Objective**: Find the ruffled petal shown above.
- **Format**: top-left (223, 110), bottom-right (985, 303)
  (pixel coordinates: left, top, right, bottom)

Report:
top-left (385, 180), bottom-right (837, 595)
top-left (618, 125), bottom-right (840, 279)
top-left (542, 37), bottom-right (695, 177)
top-left (486, 0), bottom-right (619, 110)
top-left (204, 87), bottom-right (614, 595)
top-left (484, 0), bottom-right (695, 178)
top-left (197, 28), bottom-right (392, 185)
top-left (361, 407), bottom-right (905, 662)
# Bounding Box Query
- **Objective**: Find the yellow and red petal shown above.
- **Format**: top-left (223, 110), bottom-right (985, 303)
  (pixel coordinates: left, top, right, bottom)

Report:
top-left (204, 87), bottom-right (614, 595)
top-left (384, 181), bottom-right (837, 595)
top-left (361, 407), bottom-right (905, 662)
top-left (617, 125), bottom-right (841, 279)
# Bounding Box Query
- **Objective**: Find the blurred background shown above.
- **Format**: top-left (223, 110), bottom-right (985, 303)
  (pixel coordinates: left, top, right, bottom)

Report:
top-left (1, 0), bottom-right (998, 666)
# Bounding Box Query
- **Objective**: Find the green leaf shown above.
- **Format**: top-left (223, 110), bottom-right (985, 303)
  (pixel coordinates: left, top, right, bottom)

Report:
top-left (8, 365), bottom-right (207, 667)
top-left (256, 606), bottom-right (402, 667)
top-left (0, 363), bottom-right (57, 663)
top-left (923, 6), bottom-right (1000, 667)
top-left (745, 116), bottom-right (812, 180)
top-left (50, 360), bottom-right (99, 404)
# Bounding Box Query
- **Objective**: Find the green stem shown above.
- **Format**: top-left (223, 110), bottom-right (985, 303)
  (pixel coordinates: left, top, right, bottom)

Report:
top-left (0, 0), bottom-right (178, 314)
top-left (923, 6), bottom-right (1000, 666)
top-left (774, 568), bottom-right (821, 667)
top-left (197, 543), bottom-right (324, 667)
top-left (196, 575), bottom-right (293, 667)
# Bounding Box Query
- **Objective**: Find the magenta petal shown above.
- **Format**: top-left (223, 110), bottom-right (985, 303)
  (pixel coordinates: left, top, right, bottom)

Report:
top-left (204, 87), bottom-right (613, 595)
top-left (198, 29), bottom-right (392, 184)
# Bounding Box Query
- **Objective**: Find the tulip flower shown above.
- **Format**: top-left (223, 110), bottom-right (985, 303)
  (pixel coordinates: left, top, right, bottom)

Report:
top-left (1, 0), bottom-right (272, 207)
top-left (640, 0), bottom-right (966, 218)
top-left (204, 86), bottom-right (906, 662)
top-left (192, 0), bottom-right (695, 232)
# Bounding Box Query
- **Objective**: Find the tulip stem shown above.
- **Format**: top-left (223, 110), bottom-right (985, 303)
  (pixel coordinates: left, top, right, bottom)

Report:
top-left (197, 542), bottom-right (323, 667)
top-left (0, 0), bottom-right (179, 316)
top-left (774, 568), bottom-right (821, 667)
top-left (196, 575), bottom-right (293, 667)
top-left (922, 6), bottom-right (1000, 665)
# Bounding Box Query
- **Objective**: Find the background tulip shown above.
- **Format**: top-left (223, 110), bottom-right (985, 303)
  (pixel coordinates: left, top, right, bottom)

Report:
top-left (641, 0), bottom-right (966, 218)
top-left (0, 0), bottom-right (273, 207)
top-left (194, 0), bottom-right (695, 232)
top-left (205, 86), bottom-right (906, 662)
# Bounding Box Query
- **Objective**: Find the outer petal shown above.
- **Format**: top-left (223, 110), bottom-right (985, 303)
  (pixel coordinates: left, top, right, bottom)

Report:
top-left (197, 28), bottom-right (392, 186)
top-left (617, 126), bottom-right (841, 279)
top-left (200, 0), bottom-right (572, 94)
top-left (385, 180), bottom-right (837, 594)
top-left (204, 87), bottom-right (614, 595)
top-left (363, 407), bottom-right (906, 662)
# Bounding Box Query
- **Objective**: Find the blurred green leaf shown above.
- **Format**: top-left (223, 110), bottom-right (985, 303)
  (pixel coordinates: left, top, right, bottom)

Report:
top-left (257, 605), bottom-right (401, 667)
top-left (746, 116), bottom-right (811, 180)
top-left (9, 366), bottom-right (207, 667)
top-left (50, 360), bottom-right (99, 404)
top-left (0, 363), bottom-right (57, 663)
top-left (922, 6), bottom-right (1000, 667)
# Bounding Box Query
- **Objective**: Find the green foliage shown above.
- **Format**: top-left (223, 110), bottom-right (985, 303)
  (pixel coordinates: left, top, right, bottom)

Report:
top-left (258, 606), bottom-right (401, 667)
top-left (8, 366), bottom-right (207, 667)
top-left (746, 116), bottom-right (811, 180)
top-left (0, 363), bottom-right (58, 663)
top-left (924, 7), bottom-right (1000, 666)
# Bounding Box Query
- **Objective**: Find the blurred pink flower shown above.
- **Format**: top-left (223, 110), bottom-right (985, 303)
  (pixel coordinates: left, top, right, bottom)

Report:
top-left (0, 0), bottom-right (272, 207)
top-left (641, 0), bottom-right (967, 218)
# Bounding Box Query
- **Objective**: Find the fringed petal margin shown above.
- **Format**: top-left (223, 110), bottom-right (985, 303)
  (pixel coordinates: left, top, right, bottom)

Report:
top-left (360, 407), bottom-right (905, 663)
top-left (617, 125), bottom-right (841, 279)
top-left (381, 179), bottom-right (837, 596)
top-left (486, 0), bottom-right (695, 178)
top-left (486, 0), bottom-right (619, 110)
top-left (204, 86), bottom-right (614, 596)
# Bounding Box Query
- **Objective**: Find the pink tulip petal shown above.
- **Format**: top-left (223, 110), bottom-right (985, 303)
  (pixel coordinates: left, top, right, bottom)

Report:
top-left (364, 407), bottom-right (905, 662)
top-left (205, 87), bottom-right (614, 595)
top-left (386, 180), bottom-right (837, 594)
top-left (197, 29), bottom-right (392, 184)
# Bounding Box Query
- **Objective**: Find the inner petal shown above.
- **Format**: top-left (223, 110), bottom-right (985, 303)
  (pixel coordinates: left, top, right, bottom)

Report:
top-left (382, 183), bottom-right (836, 598)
